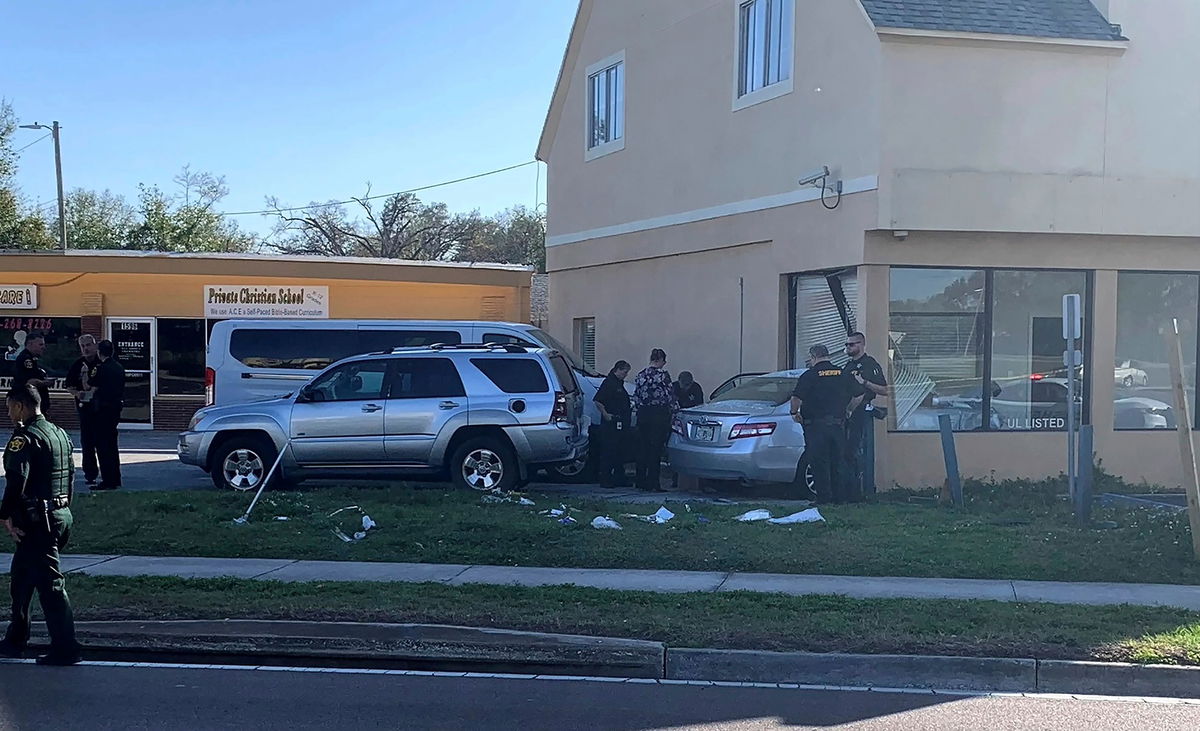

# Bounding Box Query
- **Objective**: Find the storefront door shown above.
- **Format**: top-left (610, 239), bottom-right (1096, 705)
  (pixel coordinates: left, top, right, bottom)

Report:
top-left (107, 318), bottom-right (155, 428)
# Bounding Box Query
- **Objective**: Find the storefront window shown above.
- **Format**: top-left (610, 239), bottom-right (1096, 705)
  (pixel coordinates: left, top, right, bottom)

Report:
top-left (889, 269), bottom-right (986, 431)
top-left (990, 270), bottom-right (1088, 431)
top-left (1114, 273), bottom-right (1196, 430)
top-left (157, 319), bottom-right (206, 396)
top-left (0, 317), bottom-right (83, 391)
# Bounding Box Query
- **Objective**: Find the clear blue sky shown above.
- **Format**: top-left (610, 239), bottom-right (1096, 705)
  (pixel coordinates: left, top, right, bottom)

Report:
top-left (3, 0), bottom-right (575, 235)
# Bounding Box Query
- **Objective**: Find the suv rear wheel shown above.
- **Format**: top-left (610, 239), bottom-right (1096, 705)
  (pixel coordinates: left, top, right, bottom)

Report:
top-left (452, 437), bottom-right (519, 492)
top-left (211, 435), bottom-right (278, 492)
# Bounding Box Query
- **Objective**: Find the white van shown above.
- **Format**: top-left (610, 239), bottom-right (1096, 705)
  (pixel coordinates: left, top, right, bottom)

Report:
top-left (205, 319), bottom-right (622, 479)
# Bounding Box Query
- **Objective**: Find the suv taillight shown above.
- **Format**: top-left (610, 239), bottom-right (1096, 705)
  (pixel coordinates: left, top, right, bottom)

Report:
top-left (205, 367), bottom-right (215, 406)
top-left (552, 391), bottom-right (569, 422)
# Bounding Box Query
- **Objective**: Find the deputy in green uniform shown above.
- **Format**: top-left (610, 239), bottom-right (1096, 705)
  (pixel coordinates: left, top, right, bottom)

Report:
top-left (0, 385), bottom-right (82, 665)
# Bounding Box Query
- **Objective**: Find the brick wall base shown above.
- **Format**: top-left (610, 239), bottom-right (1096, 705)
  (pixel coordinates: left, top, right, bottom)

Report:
top-left (0, 395), bottom-right (203, 432)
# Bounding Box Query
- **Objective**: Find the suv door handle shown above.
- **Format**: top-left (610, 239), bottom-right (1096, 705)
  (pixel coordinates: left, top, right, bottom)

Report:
top-left (439, 401), bottom-right (460, 410)
top-left (361, 404), bottom-right (383, 413)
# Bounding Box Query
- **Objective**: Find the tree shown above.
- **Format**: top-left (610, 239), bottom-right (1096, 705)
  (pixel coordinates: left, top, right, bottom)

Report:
top-left (268, 190), bottom-right (482, 260)
top-left (125, 166), bottom-right (255, 253)
top-left (0, 100), bottom-right (55, 250)
top-left (63, 188), bottom-right (138, 250)
top-left (455, 205), bottom-right (546, 272)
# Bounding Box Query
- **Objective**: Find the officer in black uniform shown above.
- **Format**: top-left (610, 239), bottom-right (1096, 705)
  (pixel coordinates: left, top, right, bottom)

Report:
top-left (790, 344), bottom-right (864, 504)
top-left (11, 332), bottom-right (51, 417)
top-left (92, 340), bottom-right (126, 491)
top-left (842, 332), bottom-right (888, 501)
top-left (65, 335), bottom-right (102, 486)
top-left (0, 385), bottom-right (82, 665)
top-left (593, 360), bottom-right (633, 487)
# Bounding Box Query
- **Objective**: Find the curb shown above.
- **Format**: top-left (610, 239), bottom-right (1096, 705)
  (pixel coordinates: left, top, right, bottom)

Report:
top-left (32, 623), bottom-right (1200, 699)
top-left (664, 649), bottom-right (1200, 698)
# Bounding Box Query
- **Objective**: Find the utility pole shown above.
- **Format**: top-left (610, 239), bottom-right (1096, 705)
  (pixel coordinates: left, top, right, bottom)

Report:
top-left (18, 120), bottom-right (67, 251)
top-left (51, 121), bottom-right (66, 251)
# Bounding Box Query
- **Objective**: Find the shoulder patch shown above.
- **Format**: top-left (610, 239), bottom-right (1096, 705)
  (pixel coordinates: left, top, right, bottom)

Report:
top-left (22, 359), bottom-right (34, 370)
top-left (6, 436), bottom-right (27, 452)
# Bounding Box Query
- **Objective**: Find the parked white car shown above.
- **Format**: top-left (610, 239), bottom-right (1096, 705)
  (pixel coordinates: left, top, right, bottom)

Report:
top-left (1114, 360), bottom-right (1149, 388)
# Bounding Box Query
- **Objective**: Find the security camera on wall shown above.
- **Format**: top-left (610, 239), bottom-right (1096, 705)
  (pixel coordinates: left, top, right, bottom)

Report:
top-left (798, 166), bottom-right (831, 187)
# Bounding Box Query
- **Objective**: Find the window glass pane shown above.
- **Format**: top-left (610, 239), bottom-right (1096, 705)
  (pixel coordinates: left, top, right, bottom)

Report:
top-left (612, 64), bottom-right (624, 141)
top-left (1115, 272), bottom-right (1196, 430)
top-left (739, 2), bottom-right (753, 95)
top-left (777, 0), bottom-right (793, 83)
top-left (357, 330), bottom-right (461, 352)
top-left (471, 358), bottom-right (549, 394)
top-left (889, 269), bottom-right (986, 431)
top-left (991, 270), bottom-right (1088, 431)
top-left (549, 355), bottom-right (579, 394)
top-left (767, 0), bottom-right (783, 84)
top-left (156, 318), bottom-right (206, 396)
top-left (230, 328), bottom-right (359, 370)
top-left (1, 317), bottom-right (83, 393)
top-left (306, 360), bottom-right (389, 402)
top-left (390, 358), bottom-right (466, 399)
top-left (483, 333), bottom-right (536, 347)
top-left (751, 0), bottom-right (767, 92)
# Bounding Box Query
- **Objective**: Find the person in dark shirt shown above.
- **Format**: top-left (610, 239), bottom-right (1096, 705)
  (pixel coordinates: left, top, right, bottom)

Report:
top-left (789, 344), bottom-right (864, 504)
top-left (10, 333), bottom-right (50, 417)
top-left (673, 371), bottom-right (705, 410)
top-left (91, 340), bottom-right (126, 491)
top-left (64, 335), bottom-right (102, 486)
top-left (592, 360), bottom-right (633, 487)
top-left (842, 332), bottom-right (888, 501)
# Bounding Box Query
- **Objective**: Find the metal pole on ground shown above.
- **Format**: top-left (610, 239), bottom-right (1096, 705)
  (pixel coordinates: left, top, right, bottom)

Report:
top-left (938, 414), bottom-right (963, 507)
top-left (1076, 424), bottom-right (1094, 526)
top-left (1165, 320), bottom-right (1200, 561)
top-left (233, 440), bottom-right (292, 525)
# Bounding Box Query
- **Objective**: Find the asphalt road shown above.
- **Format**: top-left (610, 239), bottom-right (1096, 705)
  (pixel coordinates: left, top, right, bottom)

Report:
top-left (0, 664), bottom-right (1196, 730)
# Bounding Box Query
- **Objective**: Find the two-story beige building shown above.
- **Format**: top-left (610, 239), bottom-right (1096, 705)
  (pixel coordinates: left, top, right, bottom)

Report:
top-left (537, 0), bottom-right (1200, 489)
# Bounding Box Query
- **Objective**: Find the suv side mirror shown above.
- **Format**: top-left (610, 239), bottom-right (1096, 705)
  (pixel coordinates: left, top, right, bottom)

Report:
top-left (296, 386), bottom-right (312, 403)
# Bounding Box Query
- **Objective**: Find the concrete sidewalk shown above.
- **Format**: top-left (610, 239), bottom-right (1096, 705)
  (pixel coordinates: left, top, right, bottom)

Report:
top-left (22, 553), bottom-right (1200, 611)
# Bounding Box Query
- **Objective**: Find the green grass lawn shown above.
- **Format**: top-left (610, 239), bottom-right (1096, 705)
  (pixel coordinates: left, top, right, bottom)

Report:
top-left (64, 474), bottom-right (1200, 584)
top-left (66, 576), bottom-right (1200, 666)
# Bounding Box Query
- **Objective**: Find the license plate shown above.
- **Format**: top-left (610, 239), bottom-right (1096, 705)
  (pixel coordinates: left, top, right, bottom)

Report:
top-left (693, 424), bottom-right (716, 442)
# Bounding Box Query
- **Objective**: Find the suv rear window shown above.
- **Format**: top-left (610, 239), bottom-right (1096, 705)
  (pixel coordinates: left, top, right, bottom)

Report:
top-left (229, 329), bottom-right (462, 370)
top-left (471, 358), bottom-right (549, 393)
top-left (548, 355), bottom-right (578, 394)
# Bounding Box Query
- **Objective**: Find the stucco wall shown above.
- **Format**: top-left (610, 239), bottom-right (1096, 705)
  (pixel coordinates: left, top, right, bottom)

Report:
top-left (545, 0), bottom-right (882, 239)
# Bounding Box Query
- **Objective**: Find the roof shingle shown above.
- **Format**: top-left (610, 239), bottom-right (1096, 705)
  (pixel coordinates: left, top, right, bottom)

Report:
top-left (859, 0), bottom-right (1125, 41)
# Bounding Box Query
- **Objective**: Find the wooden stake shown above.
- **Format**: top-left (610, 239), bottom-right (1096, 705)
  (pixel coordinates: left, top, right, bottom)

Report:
top-left (1165, 320), bottom-right (1200, 561)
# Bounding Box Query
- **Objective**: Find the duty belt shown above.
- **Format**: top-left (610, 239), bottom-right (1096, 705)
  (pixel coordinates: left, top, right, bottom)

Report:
top-left (28, 495), bottom-right (71, 509)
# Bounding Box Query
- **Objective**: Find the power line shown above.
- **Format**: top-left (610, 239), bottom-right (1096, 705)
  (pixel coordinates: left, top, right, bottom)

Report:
top-left (221, 160), bottom-right (538, 217)
top-left (14, 133), bottom-right (51, 154)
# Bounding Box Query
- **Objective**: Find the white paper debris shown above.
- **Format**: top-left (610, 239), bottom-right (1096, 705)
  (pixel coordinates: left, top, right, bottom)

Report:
top-left (620, 506), bottom-right (676, 524)
top-left (274, 516), bottom-right (290, 521)
top-left (518, 497), bottom-right (536, 506)
top-left (591, 516), bottom-right (623, 530)
top-left (735, 509), bottom-right (772, 522)
top-left (767, 508), bottom-right (825, 525)
top-left (328, 505), bottom-right (378, 542)
top-left (362, 515), bottom-right (377, 531)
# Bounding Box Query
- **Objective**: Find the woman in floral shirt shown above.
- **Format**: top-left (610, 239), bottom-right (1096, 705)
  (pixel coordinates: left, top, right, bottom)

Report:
top-left (634, 348), bottom-right (677, 490)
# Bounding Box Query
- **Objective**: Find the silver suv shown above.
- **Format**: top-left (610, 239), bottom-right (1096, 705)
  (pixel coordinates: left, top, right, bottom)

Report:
top-left (178, 344), bottom-right (588, 492)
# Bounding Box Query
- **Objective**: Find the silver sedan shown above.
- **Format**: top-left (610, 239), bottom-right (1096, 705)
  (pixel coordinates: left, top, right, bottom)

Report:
top-left (667, 370), bottom-right (813, 488)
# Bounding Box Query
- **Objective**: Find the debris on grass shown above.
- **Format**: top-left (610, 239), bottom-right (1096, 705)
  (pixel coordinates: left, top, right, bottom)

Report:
top-left (621, 506), bottom-right (676, 524)
top-left (767, 508), bottom-right (824, 525)
top-left (329, 505), bottom-right (378, 542)
top-left (591, 516), bottom-right (623, 530)
top-left (735, 509), bottom-right (772, 522)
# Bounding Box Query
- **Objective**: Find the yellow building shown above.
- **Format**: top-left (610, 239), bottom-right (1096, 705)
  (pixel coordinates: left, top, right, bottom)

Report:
top-left (1, 250), bottom-right (532, 430)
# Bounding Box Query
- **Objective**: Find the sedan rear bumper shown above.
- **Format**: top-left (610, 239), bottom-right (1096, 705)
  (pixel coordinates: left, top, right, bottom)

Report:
top-left (667, 435), bottom-right (799, 484)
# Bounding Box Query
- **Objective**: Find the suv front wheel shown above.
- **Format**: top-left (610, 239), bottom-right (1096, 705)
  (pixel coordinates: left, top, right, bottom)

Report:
top-left (210, 435), bottom-right (278, 492)
top-left (452, 437), bottom-right (519, 492)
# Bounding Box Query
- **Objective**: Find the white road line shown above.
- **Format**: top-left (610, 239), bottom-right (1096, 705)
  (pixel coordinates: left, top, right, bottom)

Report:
top-left (1, 659), bottom-right (1197, 705)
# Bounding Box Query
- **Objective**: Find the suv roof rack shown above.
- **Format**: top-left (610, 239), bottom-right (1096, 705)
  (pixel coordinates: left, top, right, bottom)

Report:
top-left (384, 342), bottom-right (531, 354)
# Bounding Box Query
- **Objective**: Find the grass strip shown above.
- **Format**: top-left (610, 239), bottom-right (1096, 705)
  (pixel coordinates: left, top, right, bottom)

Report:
top-left (62, 575), bottom-right (1200, 666)
top-left (67, 481), bottom-right (1200, 585)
